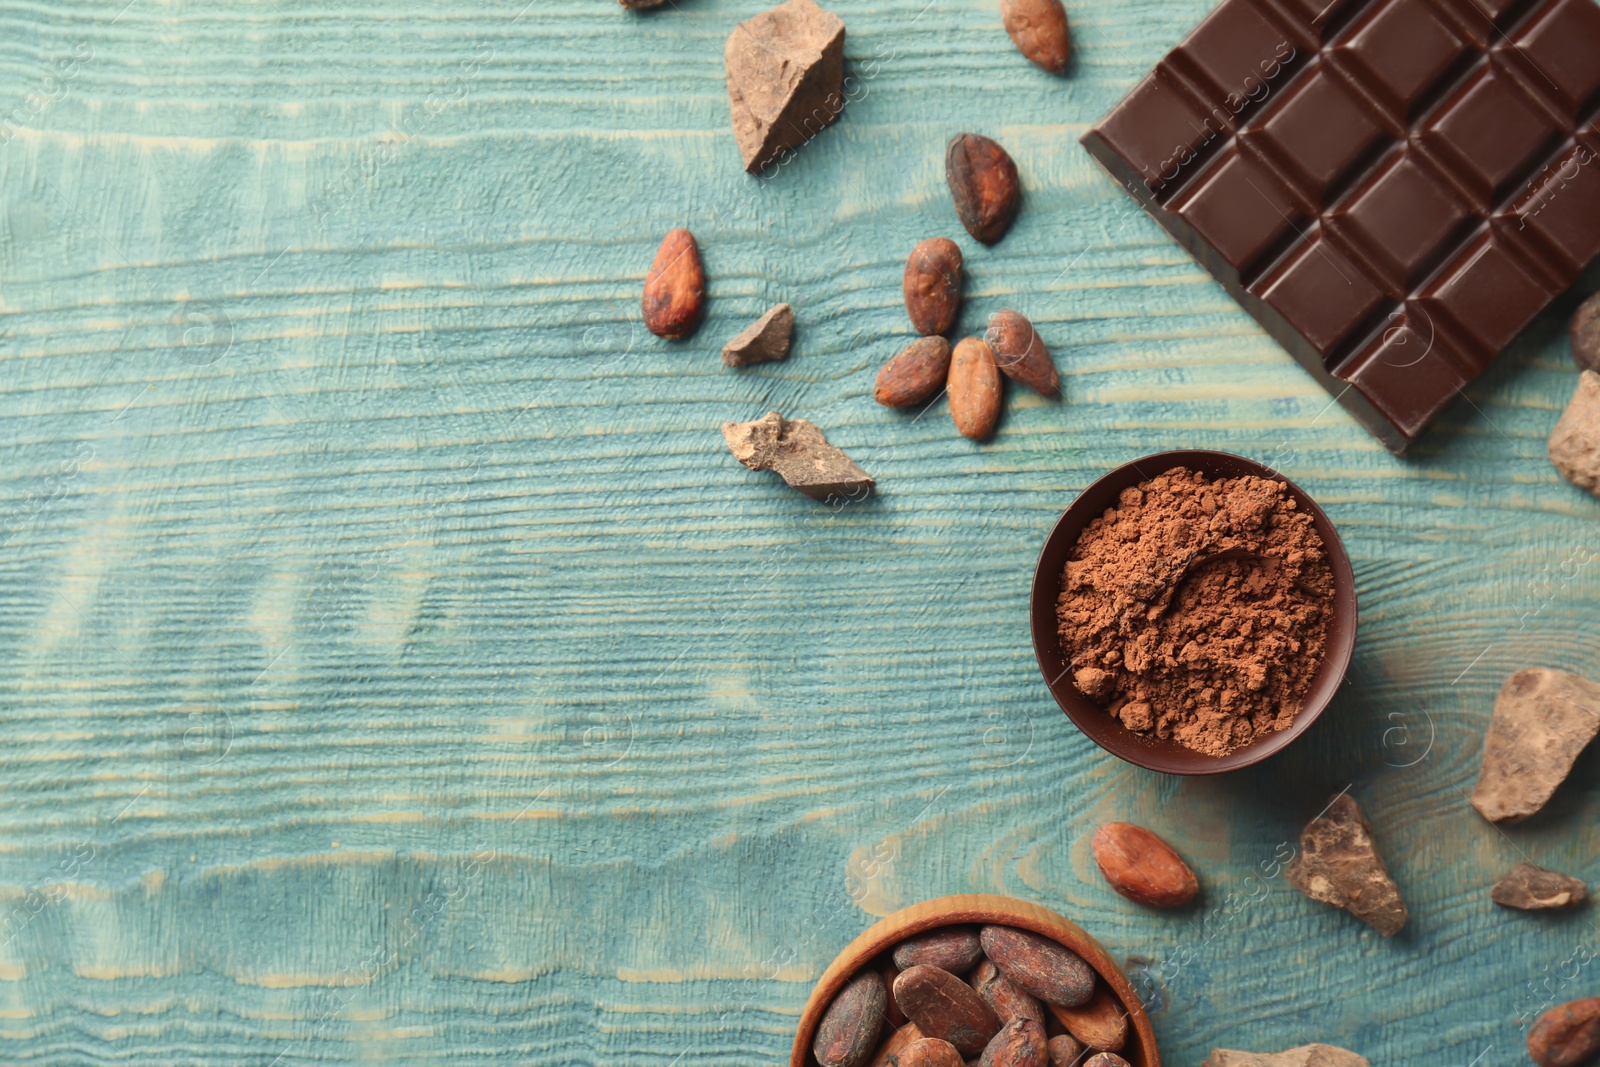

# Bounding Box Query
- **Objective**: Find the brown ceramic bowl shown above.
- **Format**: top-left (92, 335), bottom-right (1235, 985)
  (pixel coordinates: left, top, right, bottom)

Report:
top-left (790, 893), bottom-right (1159, 1067)
top-left (1030, 450), bottom-right (1357, 775)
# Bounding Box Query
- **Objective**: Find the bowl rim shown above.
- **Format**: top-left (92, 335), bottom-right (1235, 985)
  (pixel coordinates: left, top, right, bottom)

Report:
top-left (1029, 449), bottom-right (1359, 776)
top-left (789, 893), bottom-right (1160, 1067)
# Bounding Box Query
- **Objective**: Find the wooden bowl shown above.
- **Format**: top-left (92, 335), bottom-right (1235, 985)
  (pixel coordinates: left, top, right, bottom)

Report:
top-left (790, 894), bottom-right (1160, 1067)
top-left (1029, 450), bottom-right (1358, 775)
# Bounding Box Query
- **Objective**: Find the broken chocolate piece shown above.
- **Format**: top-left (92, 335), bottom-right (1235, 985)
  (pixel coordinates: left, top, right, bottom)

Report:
top-left (1550, 371), bottom-right (1600, 496)
top-left (724, 0), bottom-right (846, 174)
top-left (1202, 1046), bottom-right (1370, 1067)
top-left (722, 411), bottom-right (873, 501)
top-left (1286, 794), bottom-right (1407, 937)
top-left (1472, 668), bottom-right (1600, 824)
top-left (1492, 863), bottom-right (1588, 911)
top-left (723, 303), bottom-right (794, 367)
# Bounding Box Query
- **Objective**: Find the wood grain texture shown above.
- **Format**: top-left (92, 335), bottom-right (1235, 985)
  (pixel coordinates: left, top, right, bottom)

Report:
top-left (0, 0), bottom-right (1596, 1063)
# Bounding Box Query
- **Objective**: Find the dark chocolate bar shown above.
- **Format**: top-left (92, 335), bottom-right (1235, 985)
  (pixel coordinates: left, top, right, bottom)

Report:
top-left (1082, 0), bottom-right (1600, 451)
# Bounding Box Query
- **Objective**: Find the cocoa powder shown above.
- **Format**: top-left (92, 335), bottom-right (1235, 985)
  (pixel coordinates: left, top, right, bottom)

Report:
top-left (1055, 466), bottom-right (1334, 757)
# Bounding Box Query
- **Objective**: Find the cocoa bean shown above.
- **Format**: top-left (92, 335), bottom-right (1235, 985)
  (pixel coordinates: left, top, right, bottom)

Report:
top-left (1091, 822), bottom-right (1199, 909)
top-left (1081, 1056), bottom-right (1129, 1067)
top-left (1000, 0), bottom-right (1070, 73)
top-left (979, 926), bottom-right (1094, 1008)
top-left (876, 337), bottom-right (952, 408)
top-left (946, 134), bottom-right (1020, 245)
top-left (894, 964), bottom-right (1001, 1057)
top-left (985, 309), bottom-right (1059, 397)
top-left (869, 1023), bottom-right (926, 1067)
top-left (1529, 997), bottom-right (1600, 1067)
top-left (1046, 987), bottom-right (1127, 1052)
top-left (904, 238), bottom-right (964, 336)
top-left (815, 969), bottom-right (888, 1067)
top-left (1046, 1034), bottom-right (1085, 1067)
top-left (978, 1019), bottom-right (1048, 1067)
top-left (972, 959), bottom-right (1044, 1026)
top-left (948, 337), bottom-right (1002, 441)
top-left (902, 1037), bottom-right (968, 1067)
top-left (642, 228), bottom-right (705, 339)
top-left (882, 961), bottom-right (908, 1028)
top-left (892, 926), bottom-right (983, 974)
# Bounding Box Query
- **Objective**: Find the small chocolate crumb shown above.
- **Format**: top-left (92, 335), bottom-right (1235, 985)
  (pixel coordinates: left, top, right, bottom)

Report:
top-left (722, 304), bottom-right (793, 367)
top-left (1492, 863), bottom-right (1588, 911)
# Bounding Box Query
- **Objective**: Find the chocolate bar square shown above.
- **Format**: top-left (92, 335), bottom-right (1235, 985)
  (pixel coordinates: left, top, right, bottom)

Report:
top-left (1082, 0), bottom-right (1600, 451)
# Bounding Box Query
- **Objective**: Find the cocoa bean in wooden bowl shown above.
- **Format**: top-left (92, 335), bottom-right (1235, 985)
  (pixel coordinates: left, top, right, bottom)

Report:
top-left (792, 894), bottom-right (1159, 1067)
top-left (1029, 450), bottom-right (1356, 775)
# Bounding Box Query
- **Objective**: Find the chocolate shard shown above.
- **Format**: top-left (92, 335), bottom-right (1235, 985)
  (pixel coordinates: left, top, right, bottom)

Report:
top-left (724, 0), bottom-right (846, 173)
top-left (1492, 863), bottom-right (1588, 911)
top-left (1286, 794), bottom-right (1407, 937)
top-left (1472, 668), bottom-right (1600, 824)
top-left (1550, 371), bottom-right (1600, 495)
top-left (722, 303), bottom-right (794, 367)
top-left (722, 411), bottom-right (873, 501)
top-left (1201, 1046), bottom-right (1370, 1067)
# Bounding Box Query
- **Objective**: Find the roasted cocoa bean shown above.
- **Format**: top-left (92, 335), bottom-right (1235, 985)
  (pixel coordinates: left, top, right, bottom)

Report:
top-left (815, 969), bottom-right (889, 1067)
top-left (1046, 1034), bottom-right (1085, 1067)
top-left (948, 337), bottom-right (1002, 441)
top-left (946, 134), bottom-right (1021, 245)
top-left (904, 238), bottom-right (964, 336)
top-left (985, 309), bottom-right (1059, 397)
top-left (894, 964), bottom-right (1002, 1058)
top-left (642, 228), bottom-right (705, 339)
top-left (1046, 987), bottom-right (1127, 1052)
top-left (1091, 822), bottom-right (1199, 909)
top-left (901, 1037), bottom-right (967, 1067)
top-left (972, 960), bottom-right (1045, 1026)
top-left (1000, 0), bottom-right (1071, 74)
top-left (978, 1019), bottom-right (1048, 1067)
top-left (1529, 997), bottom-right (1600, 1067)
top-left (876, 337), bottom-right (953, 408)
top-left (892, 926), bottom-right (983, 974)
top-left (979, 926), bottom-right (1094, 1008)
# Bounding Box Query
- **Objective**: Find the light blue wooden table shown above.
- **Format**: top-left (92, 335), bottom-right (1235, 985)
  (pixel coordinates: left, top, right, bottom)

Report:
top-left (1, 0), bottom-right (1597, 1063)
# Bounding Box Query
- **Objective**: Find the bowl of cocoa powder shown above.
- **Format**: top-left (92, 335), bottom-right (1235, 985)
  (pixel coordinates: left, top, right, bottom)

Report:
top-left (1030, 451), bottom-right (1356, 774)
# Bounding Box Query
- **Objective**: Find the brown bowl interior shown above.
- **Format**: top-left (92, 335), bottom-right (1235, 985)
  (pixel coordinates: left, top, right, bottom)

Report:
top-left (790, 894), bottom-right (1159, 1067)
top-left (1030, 449), bottom-right (1357, 775)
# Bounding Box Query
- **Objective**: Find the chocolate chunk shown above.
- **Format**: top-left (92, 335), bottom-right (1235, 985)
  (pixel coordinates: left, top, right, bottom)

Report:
top-left (724, 0), bottom-right (845, 173)
top-left (1492, 863), bottom-right (1588, 911)
top-left (1529, 998), bottom-right (1600, 1067)
top-left (1472, 668), bottom-right (1600, 823)
top-left (1571, 293), bottom-right (1600, 373)
top-left (722, 303), bottom-right (793, 367)
top-left (1286, 794), bottom-right (1407, 936)
top-left (1550, 371), bottom-right (1600, 496)
top-left (1201, 1046), bottom-right (1370, 1067)
top-left (892, 927), bottom-right (983, 974)
top-left (814, 970), bottom-right (888, 1067)
top-left (723, 412), bottom-right (873, 502)
top-left (1081, 0), bottom-right (1600, 452)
